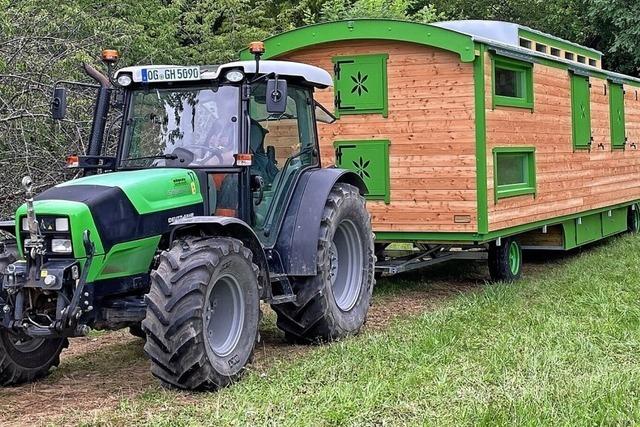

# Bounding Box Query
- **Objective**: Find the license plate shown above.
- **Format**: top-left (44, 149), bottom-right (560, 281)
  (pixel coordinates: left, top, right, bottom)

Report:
top-left (141, 66), bottom-right (200, 83)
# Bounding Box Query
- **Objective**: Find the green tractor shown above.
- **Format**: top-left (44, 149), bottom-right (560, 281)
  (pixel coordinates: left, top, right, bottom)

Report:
top-left (0, 46), bottom-right (374, 390)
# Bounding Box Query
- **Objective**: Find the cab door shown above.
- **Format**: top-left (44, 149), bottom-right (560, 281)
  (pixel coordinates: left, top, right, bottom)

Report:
top-left (248, 84), bottom-right (318, 245)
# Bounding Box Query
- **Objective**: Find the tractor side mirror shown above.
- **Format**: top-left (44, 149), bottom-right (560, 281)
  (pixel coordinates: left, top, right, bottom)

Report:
top-left (51, 87), bottom-right (67, 120)
top-left (266, 78), bottom-right (287, 114)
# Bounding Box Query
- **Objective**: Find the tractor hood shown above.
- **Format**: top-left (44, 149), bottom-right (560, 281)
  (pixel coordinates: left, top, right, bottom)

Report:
top-left (16, 169), bottom-right (204, 257)
top-left (53, 169), bottom-right (203, 214)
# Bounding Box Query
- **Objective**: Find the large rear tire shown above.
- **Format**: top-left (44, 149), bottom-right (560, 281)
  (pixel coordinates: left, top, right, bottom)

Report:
top-left (143, 237), bottom-right (260, 391)
top-left (272, 183), bottom-right (375, 343)
top-left (0, 241), bottom-right (68, 386)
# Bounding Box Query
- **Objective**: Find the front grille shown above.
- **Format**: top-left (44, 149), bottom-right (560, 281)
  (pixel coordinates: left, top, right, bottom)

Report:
top-left (19, 215), bottom-right (73, 257)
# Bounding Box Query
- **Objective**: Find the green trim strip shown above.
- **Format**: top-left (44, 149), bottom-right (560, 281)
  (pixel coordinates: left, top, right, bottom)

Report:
top-left (239, 19), bottom-right (476, 63)
top-left (375, 200), bottom-right (639, 244)
top-left (473, 44), bottom-right (489, 234)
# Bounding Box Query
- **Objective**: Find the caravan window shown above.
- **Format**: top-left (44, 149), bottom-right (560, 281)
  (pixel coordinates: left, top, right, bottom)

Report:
top-left (493, 148), bottom-right (536, 200)
top-left (492, 56), bottom-right (534, 109)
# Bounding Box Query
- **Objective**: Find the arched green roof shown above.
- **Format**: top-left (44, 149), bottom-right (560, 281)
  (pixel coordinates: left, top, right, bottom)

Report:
top-left (239, 19), bottom-right (477, 63)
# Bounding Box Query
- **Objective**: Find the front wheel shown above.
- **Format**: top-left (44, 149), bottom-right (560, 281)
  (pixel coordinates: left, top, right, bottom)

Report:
top-left (272, 183), bottom-right (375, 343)
top-left (143, 237), bottom-right (260, 391)
top-left (0, 243), bottom-right (67, 385)
top-left (0, 332), bottom-right (68, 386)
top-left (488, 237), bottom-right (522, 282)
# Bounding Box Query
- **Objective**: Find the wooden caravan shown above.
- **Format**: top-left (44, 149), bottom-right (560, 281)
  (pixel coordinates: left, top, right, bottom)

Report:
top-left (240, 19), bottom-right (640, 279)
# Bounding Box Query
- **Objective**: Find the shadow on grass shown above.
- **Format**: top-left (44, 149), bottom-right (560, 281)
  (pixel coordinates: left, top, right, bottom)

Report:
top-left (49, 336), bottom-right (146, 382)
top-left (374, 235), bottom-right (622, 299)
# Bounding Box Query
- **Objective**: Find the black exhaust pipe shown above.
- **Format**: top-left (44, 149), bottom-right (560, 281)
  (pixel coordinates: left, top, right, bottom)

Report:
top-left (82, 63), bottom-right (111, 175)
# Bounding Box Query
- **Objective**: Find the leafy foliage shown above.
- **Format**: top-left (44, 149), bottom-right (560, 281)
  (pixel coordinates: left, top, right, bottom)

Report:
top-left (1, 0), bottom-right (639, 217)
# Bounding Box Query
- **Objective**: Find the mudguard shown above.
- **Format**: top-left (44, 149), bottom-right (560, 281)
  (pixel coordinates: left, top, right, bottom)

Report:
top-left (274, 167), bottom-right (366, 276)
top-left (168, 216), bottom-right (270, 297)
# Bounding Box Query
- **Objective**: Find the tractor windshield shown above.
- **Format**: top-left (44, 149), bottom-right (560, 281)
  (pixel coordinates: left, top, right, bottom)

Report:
top-left (120, 85), bottom-right (239, 168)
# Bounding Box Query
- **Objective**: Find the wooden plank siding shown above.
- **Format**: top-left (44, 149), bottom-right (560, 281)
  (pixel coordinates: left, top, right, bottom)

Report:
top-left (277, 40), bottom-right (478, 232)
top-left (485, 53), bottom-right (640, 231)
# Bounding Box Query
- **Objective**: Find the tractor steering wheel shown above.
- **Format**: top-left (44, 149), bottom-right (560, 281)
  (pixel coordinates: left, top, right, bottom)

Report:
top-left (188, 145), bottom-right (226, 165)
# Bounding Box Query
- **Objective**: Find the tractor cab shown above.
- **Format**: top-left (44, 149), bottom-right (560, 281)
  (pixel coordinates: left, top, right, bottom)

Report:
top-left (64, 55), bottom-right (335, 245)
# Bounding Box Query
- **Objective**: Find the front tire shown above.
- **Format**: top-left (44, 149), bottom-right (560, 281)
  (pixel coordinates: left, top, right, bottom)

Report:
top-left (143, 237), bottom-right (260, 391)
top-left (0, 241), bottom-right (67, 386)
top-left (272, 183), bottom-right (375, 343)
top-left (0, 332), bottom-right (68, 386)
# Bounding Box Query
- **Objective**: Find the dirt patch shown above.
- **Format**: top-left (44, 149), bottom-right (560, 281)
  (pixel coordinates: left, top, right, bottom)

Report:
top-left (365, 282), bottom-right (481, 331)
top-left (0, 260), bottom-right (498, 426)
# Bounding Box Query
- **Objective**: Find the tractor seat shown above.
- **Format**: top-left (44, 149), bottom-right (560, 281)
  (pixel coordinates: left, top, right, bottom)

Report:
top-left (250, 119), bottom-right (278, 186)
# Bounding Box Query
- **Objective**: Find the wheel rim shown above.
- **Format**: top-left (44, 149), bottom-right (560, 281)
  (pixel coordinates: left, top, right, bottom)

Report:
top-left (204, 274), bottom-right (245, 357)
top-left (329, 219), bottom-right (364, 312)
top-left (8, 333), bottom-right (44, 353)
top-left (508, 241), bottom-right (521, 275)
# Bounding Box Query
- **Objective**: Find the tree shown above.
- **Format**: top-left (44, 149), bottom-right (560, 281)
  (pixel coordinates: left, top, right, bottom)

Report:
top-left (1, 0), bottom-right (638, 218)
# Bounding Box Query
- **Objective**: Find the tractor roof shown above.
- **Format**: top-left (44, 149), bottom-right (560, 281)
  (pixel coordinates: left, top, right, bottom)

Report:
top-left (115, 60), bottom-right (333, 88)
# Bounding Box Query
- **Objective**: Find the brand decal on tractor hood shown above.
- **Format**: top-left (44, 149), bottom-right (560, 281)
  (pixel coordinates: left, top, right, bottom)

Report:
top-left (167, 213), bottom-right (194, 224)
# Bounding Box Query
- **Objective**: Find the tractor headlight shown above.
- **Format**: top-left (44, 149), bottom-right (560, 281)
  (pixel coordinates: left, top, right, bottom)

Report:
top-left (225, 70), bottom-right (244, 83)
top-left (117, 73), bottom-right (133, 87)
top-left (55, 218), bottom-right (69, 232)
top-left (51, 239), bottom-right (72, 254)
top-left (22, 217), bottom-right (69, 231)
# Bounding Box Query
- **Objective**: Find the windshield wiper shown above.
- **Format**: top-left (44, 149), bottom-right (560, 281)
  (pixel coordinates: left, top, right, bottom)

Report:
top-left (124, 153), bottom-right (178, 162)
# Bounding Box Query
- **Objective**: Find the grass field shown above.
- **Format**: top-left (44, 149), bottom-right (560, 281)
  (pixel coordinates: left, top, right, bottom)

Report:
top-left (62, 234), bottom-right (640, 425)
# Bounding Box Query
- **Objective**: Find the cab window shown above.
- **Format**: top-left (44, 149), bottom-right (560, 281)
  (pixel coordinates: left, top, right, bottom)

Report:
top-left (121, 86), bottom-right (239, 168)
top-left (248, 83), bottom-right (318, 241)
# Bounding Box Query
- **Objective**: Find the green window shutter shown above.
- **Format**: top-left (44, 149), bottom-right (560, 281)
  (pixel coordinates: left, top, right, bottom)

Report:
top-left (609, 83), bottom-right (626, 149)
top-left (333, 54), bottom-right (388, 117)
top-left (570, 74), bottom-right (592, 149)
top-left (334, 140), bottom-right (390, 203)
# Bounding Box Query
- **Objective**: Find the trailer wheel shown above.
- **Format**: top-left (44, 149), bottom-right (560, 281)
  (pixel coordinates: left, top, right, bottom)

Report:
top-left (488, 237), bottom-right (522, 282)
top-left (272, 183), bottom-right (375, 343)
top-left (143, 237), bottom-right (260, 391)
top-left (0, 244), bottom-right (68, 386)
top-left (628, 205), bottom-right (640, 234)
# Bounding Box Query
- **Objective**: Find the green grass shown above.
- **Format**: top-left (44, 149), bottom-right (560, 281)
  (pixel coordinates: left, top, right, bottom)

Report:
top-left (80, 235), bottom-right (640, 426)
